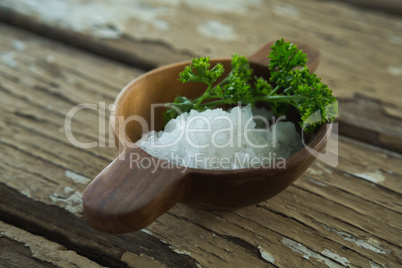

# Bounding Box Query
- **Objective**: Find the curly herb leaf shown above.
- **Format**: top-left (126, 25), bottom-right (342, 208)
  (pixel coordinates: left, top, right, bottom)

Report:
top-left (163, 39), bottom-right (338, 133)
top-left (179, 57), bottom-right (224, 84)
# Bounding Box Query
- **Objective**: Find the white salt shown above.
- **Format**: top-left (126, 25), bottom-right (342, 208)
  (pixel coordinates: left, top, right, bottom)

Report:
top-left (136, 105), bottom-right (302, 170)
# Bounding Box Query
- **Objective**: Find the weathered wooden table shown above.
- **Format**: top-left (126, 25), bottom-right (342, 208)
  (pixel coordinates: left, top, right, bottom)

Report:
top-left (0, 0), bottom-right (401, 267)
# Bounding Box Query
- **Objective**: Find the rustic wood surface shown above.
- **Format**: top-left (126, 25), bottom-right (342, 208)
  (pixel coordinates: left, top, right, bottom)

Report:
top-left (1, 0), bottom-right (402, 152)
top-left (334, 0), bottom-right (402, 16)
top-left (0, 0), bottom-right (401, 267)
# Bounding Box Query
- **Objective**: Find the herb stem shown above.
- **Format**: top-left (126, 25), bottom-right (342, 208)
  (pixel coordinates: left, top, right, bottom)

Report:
top-left (194, 84), bottom-right (212, 109)
top-left (200, 95), bottom-right (308, 109)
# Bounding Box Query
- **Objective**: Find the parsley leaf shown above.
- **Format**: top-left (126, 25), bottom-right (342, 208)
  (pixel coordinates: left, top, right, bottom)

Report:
top-left (163, 39), bottom-right (338, 133)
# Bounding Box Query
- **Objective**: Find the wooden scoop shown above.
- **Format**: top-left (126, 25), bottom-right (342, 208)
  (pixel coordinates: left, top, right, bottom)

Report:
top-left (82, 40), bottom-right (330, 233)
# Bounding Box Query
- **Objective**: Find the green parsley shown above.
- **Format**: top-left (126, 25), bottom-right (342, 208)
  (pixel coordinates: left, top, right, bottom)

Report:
top-left (164, 39), bottom-right (338, 133)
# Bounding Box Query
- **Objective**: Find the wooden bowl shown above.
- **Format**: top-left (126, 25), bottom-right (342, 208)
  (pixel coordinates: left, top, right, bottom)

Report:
top-left (82, 41), bottom-right (331, 233)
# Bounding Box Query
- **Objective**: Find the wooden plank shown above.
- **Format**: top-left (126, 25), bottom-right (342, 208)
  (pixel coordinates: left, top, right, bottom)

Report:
top-left (0, 221), bottom-right (103, 268)
top-left (0, 23), bottom-right (401, 267)
top-left (339, 94), bottom-right (402, 153)
top-left (0, 238), bottom-right (57, 268)
top-left (332, 0), bottom-right (402, 16)
top-left (0, 185), bottom-right (197, 268)
top-left (1, 0), bottom-right (401, 152)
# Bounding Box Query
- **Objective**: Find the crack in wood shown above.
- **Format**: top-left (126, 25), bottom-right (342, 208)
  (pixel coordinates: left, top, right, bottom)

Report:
top-left (32, 84), bottom-right (93, 109)
top-left (14, 111), bottom-right (46, 123)
top-left (153, 215), bottom-right (230, 264)
top-left (0, 135), bottom-right (75, 173)
top-left (0, 236), bottom-right (58, 268)
top-left (292, 183), bottom-right (402, 232)
top-left (0, 82), bottom-right (119, 161)
top-left (232, 212), bottom-right (349, 266)
top-left (0, 12), bottom-right (187, 71)
top-left (344, 172), bottom-right (402, 197)
top-left (322, 224), bottom-right (393, 255)
top-left (304, 167), bottom-right (402, 214)
top-left (0, 112), bottom-right (113, 164)
top-left (281, 237), bottom-right (347, 268)
top-left (338, 94), bottom-right (402, 154)
top-left (256, 203), bottom-right (317, 231)
top-left (333, 0), bottom-right (402, 16)
top-left (234, 204), bottom-right (400, 265)
top-left (220, 234), bottom-right (278, 267)
top-left (0, 153), bottom-right (59, 186)
top-left (26, 60), bottom-right (119, 101)
top-left (152, 212), bottom-right (282, 266)
top-left (166, 209), bottom-right (335, 267)
top-left (0, 138), bottom-right (100, 182)
top-left (0, 183), bottom-right (199, 268)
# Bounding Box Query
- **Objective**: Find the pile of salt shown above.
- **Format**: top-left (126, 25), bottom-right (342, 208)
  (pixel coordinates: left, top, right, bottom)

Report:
top-left (136, 105), bottom-right (302, 170)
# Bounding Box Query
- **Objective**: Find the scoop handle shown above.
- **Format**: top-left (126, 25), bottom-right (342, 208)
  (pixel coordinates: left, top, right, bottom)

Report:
top-left (82, 147), bottom-right (190, 233)
top-left (248, 40), bottom-right (321, 72)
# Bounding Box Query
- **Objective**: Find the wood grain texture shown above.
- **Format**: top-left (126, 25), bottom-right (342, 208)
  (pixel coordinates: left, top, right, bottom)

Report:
top-left (0, 238), bottom-right (57, 268)
top-left (0, 23), bottom-right (401, 267)
top-left (0, 221), bottom-right (103, 268)
top-left (339, 94), bottom-right (402, 153)
top-left (0, 0), bottom-right (401, 152)
top-left (0, 185), bottom-right (198, 268)
top-left (330, 0), bottom-right (402, 16)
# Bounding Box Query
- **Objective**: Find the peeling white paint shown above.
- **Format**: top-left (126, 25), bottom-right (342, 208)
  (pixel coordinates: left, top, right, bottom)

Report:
top-left (185, 0), bottom-right (262, 14)
top-left (122, 2), bottom-right (171, 32)
top-left (169, 246), bottom-right (194, 259)
top-left (257, 246), bottom-right (275, 264)
top-left (369, 260), bottom-right (384, 268)
top-left (307, 177), bottom-right (328, 187)
top-left (388, 66), bottom-right (402, 76)
top-left (388, 34), bottom-right (402, 44)
top-left (323, 225), bottom-right (391, 255)
top-left (45, 54), bottom-right (56, 63)
top-left (214, 215), bottom-right (227, 222)
top-left (121, 251), bottom-right (167, 268)
top-left (12, 39), bottom-right (26, 51)
top-left (282, 238), bottom-right (343, 268)
top-left (198, 21), bottom-right (237, 41)
top-left (350, 170), bottom-right (385, 184)
top-left (20, 189), bottom-right (32, 198)
top-left (321, 249), bottom-right (350, 266)
top-left (66, 76), bottom-right (77, 85)
top-left (0, 221), bottom-right (101, 267)
top-left (141, 228), bottom-right (153, 235)
top-left (63, 186), bottom-right (75, 194)
top-left (65, 170), bottom-right (91, 184)
top-left (92, 26), bottom-right (122, 39)
top-left (307, 167), bottom-right (323, 176)
top-left (350, 237), bottom-right (389, 254)
top-left (1, 52), bottom-right (18, 68)
top-left (170, 248), bottom-right (192, 256)
top-left (49, 191), bottom-right (83, 214)
top-left (274, 5), bottom-right (299, 18)
top-left (1, 0), bottom-right (171, 39)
